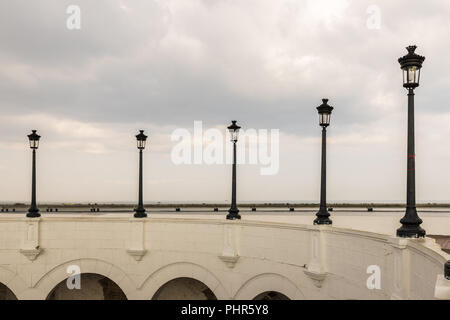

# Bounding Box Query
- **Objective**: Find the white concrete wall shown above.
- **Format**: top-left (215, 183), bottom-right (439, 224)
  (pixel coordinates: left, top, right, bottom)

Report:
top-left (0, 214), bottom-right (448, 300)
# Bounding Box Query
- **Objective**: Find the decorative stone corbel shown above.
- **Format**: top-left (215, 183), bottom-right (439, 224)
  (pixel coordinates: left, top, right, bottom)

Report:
top-left (20, 248), bottom-right (41, 261)
top-left (303, 269), bottom-right (327, 288)
top-left (20, 219), bottom-right (42, 261)
top-left (126, 219), bottom-right (147, 261)
top-left (219, 223), bottom-right (240, 268)
top-left (304, 225), bottom-right (328, 288)
top-left (219, 255), bottom-right (239, 268)
top-left (126, 248), bottom-right (147, 261)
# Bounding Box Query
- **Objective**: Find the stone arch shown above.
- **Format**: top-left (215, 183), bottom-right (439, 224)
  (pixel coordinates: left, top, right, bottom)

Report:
top-left (33, 258), bottom-right (136, 300)
top-left (140, 262), bottom-right (229, 300)
top-left (0, 266), bottom-right (27, 299)
top-left (152, 277), bottom-right (217, 300)
top-left (46, 273), bottom-right (127, 300)
top-left (234, 273), bottom-right (304, 300)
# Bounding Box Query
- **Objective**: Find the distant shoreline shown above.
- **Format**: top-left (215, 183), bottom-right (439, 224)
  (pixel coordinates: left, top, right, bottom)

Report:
top-left (3, 202), bottom-right (450, 208)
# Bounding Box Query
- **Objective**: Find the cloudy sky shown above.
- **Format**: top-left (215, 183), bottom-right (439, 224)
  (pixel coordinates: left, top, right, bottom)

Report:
top-left (1, 0), bottom-right (450, 203)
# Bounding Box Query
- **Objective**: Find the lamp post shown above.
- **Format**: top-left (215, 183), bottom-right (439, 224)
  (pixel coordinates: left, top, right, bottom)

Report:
top-left (134, 130), bottom-right (147, 218)
top-left (314, 99), bottom-right (333, 225)
top-left (227, 120), bottom-right (241, 220)
top-left (445, 261), bottom-right (450, 280)
top-left (27, 130), bottom-right (40, 218)
top-left (396, 45), bottom-right (426, 238)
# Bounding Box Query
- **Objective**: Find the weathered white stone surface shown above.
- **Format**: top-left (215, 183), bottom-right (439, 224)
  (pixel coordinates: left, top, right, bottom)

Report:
top-left (0, 211), bottom-right (448, 300)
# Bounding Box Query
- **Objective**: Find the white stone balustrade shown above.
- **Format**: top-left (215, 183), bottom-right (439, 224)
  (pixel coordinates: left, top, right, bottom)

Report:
top-left (0, 212), bottom-right (448, 300)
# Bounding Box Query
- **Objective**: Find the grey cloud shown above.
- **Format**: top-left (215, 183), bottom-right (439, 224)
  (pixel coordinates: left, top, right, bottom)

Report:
top-left (1, 0), bottom-right (450, 137)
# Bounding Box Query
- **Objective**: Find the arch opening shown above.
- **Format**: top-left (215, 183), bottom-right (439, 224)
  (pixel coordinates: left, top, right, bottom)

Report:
top-left (0, 283), bottom-right (17, 300)
top-left (152, 277), bottom-right (217, 300)
top-left (46, 273), bottom-right (127, 300)
top-left (253, 291), bottom-right (290, 300)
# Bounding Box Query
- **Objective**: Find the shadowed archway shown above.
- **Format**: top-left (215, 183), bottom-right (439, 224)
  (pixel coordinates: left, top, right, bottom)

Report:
top-left (46, 273), bottom-right (127, 300)
top-left (152, 277), bottom-right (217, 300)
top-left (253, 291), bottom-right (290, 300)
top-left (0, 283), bottom-right (17, 300)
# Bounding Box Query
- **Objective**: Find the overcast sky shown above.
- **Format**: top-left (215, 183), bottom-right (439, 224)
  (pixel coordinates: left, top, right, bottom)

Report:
top-left (1, 0), bottom-right (450, 203)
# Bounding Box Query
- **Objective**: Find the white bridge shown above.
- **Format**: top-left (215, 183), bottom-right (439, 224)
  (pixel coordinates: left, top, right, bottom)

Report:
top-left (0, 209), bottom-right (449, 300)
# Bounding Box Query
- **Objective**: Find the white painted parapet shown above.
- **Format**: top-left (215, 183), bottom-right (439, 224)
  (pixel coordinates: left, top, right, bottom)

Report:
top-left (0, 213), bottom-right (448, 300)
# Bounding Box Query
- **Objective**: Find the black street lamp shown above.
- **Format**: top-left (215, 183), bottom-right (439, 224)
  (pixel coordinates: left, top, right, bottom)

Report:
top-left (314, 99), bottom-right (333, 225)
top-left (27, 130), bottom-right (40, 218)
top-left (397, 45), bottom-right (426, 238)
top-left (227, 120), bottom-right (241, 220)
top-left (134, 130), bottom-right (148, 218)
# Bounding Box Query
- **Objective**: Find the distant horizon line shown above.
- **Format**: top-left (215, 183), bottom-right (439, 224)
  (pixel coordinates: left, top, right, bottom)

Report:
top-left (1, 200), bottom-right (449, 204)
top-left (3, 201), bottom-right (450, 208)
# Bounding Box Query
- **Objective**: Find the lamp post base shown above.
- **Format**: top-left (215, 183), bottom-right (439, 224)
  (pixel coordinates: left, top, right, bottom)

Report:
top-left (397, 207), bottom-right (425, 238)
top-left (134, 207), bottom-right (147, 218)
top-left (26, 208), bottom-right (40, 218)
top-left (314, 207), bottom-right (332, 225)
top-left (396, 225), bottom-right (426, 238)
top-left (226, 208), bottom-right (241, 220)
